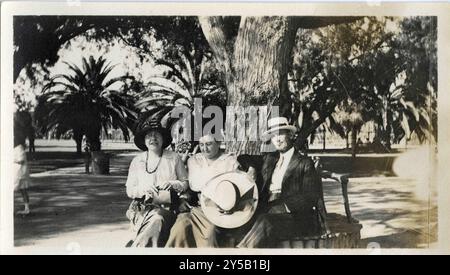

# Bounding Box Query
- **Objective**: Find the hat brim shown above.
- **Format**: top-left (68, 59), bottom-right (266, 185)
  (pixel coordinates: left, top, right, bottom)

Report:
top-left (134, 126), bottom-right (173, 151)
top-left (201, 171), bottom-right (258, 229)
top-left (261, 125), bottom-right (297, 141)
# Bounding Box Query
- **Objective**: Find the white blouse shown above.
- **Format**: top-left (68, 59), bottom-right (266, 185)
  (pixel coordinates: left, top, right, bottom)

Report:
top-left (187, 152), bottom-right (240, 193)
top-left (126, 150), bottom-right (188, 199)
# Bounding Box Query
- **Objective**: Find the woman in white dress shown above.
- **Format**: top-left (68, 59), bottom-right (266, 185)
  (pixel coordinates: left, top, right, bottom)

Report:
top-left (126, 120), bottom-right (188, 247)
top-left (14, 136), bottom-right (30, 215)
top-left (165, 134), bottom-right (241, 248)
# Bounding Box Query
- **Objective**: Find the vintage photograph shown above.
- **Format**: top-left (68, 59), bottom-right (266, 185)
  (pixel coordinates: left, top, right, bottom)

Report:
top-left (1, 2), bottom-right (448, 254)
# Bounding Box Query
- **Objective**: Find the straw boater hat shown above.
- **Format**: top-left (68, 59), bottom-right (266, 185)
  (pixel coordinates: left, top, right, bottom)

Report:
top-left (134, 119), bottom-right (173, 151)
top-left (200, 171), bottom-right (259, 229)
top-left (262, 117), bottom-right (297, 141)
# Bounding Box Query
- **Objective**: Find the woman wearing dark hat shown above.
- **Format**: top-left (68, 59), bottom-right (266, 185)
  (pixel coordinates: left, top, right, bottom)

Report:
top-left (125, 119), bottom-right (188, 247)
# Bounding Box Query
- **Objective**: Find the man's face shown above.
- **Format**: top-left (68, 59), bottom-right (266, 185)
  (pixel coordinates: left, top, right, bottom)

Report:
top-left (145, 130), bottom-right (164, 152)
top-left (271, 130), bottom-right (294, 152)
top-left (199, 135), bottom-right (221, 160)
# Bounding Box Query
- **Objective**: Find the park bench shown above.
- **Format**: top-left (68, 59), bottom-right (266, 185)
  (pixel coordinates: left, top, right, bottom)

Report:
top-left (222, 155), bottom-right (363, 249)
top-left (271, 157), bottom-right (363, 248)
top-left (274, 187), bottom-right (363, 248)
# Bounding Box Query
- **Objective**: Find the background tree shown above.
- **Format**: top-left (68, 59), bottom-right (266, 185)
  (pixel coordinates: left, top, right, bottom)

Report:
top-left (14, 16), bottom-right (209, 83)
top-left (394, 16), bottom-right (437, 144)
top-left (352, 17), bottom-right (437, 150)
top-left (135, 44), bottom-right (225, 113)
top-left (290, 17), bottom-right (393, 149)
top-left (35, 56), bottom-right (137, 153)
top-left (330, 101), bottom-right (365, 157)
top-left (134, 45), bottom-right (226, 147)
top-left (290, 16), bottom-right (437, 152)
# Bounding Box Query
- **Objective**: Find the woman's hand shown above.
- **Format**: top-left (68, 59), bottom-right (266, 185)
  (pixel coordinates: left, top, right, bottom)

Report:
top-left (181, 145), bottom-right (199, 164)
top-left (145, 185), bottom-right (159, 202)
top-left (160, 180), bottom-right (186, 193)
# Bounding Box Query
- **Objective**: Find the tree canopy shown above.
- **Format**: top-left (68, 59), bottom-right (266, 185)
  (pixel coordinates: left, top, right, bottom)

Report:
top-left (14, 15), bottom-right (437, 153)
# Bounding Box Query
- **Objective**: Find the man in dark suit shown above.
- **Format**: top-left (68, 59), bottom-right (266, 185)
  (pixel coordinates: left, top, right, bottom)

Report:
top-left (237, 117), bottom-right (326, 248)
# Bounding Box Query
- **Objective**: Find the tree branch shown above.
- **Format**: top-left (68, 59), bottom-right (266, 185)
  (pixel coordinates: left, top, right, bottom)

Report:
top-left (198, 16), bottom-right (233, 75)
top-left (293, 16), bottom-right (363, 30)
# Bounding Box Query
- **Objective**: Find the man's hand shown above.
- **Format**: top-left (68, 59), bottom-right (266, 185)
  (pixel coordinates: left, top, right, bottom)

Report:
top-left (268, 203), bottom-right (289, 214)
top-left (247, 167), bottom-right (257, 182)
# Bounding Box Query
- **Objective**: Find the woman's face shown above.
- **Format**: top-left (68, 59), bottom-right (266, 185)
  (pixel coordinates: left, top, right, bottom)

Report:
top-left (199, 135), bottom-right (221, 160)
top-left (145, 130), bottom-right (164, 152)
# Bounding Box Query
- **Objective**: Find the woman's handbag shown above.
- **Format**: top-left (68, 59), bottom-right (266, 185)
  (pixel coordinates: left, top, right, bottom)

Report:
top-left (176, 190), bottom-right (199, 213)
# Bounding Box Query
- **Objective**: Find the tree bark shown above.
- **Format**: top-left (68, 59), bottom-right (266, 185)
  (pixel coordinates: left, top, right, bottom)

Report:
top-left (199, 16), bottom-right (360, 155)
top-left (200, 16), bottom-right (297, 155)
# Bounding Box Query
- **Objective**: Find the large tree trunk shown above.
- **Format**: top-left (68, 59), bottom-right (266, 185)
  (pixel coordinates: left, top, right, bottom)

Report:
top-left (322, 125), bottom-right (326, 151)
top-left (346, 130), bottom-right (350, 149)
top-left (200, 16), bottom-right (359, 155)
top-left (385, 109), bottom-right (392, 150)
top-left (76, 141), bottom-right (82, 155)
top-left (86, 127), bottom-right (102, 152)
top-left (200, 17), bottom-right (297, 155)
top-left (73, 130), bottom-right (84, 155)
top-left (380, 96), bottom-right (393, 151)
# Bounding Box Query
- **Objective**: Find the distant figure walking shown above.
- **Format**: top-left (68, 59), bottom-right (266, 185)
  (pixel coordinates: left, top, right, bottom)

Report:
top-left (14, 137), bottom-right (31, 215)
top-left (14, 111), bottom-right (32, 215)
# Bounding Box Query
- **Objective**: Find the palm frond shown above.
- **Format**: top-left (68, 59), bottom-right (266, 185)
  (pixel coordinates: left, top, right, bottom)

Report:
top-left (146, 77), bottom-right (192, 100)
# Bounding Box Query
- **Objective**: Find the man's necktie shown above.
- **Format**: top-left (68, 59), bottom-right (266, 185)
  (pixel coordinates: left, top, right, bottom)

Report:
top-left (277, 154), bottom-right (284, 170)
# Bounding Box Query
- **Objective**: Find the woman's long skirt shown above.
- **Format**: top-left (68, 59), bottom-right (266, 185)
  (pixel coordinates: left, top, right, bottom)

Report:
top-left (165, 206), bottom-right (219, 248)
top-left (127, 204), bottom-right (176, 247)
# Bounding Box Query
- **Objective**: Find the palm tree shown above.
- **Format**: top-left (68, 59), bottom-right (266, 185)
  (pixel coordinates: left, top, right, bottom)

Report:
top-left (371, 84), bottom-right (435, 150)
top-left (358, 37), bottom-right (436, 150)
top-left (321, 100), bottom-right (365, 157)
top-left (35, 56), bottom-right (137, 153)
top-left (135, 46), bottom-right (226, 144)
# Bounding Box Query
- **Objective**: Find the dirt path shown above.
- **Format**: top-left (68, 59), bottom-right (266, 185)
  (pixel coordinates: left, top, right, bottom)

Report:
top-left (14, 152), bottom-right (136, 249)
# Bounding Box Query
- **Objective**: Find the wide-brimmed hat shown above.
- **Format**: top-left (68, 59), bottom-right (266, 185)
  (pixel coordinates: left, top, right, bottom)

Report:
top-left (134, 119), bottom-right (173, 151)
top-left (261, 117), bottom-right (297, 141)
top-left (200, 171), bottom-right (258, 229)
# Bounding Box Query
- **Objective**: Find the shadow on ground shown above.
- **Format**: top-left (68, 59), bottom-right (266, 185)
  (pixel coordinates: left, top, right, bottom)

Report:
top-left (14, 153), bottom-right (135, 246)
top-left (322, 178), bottom-right (437, 248)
